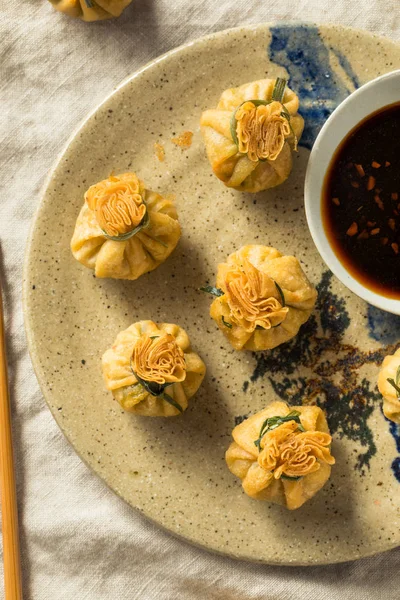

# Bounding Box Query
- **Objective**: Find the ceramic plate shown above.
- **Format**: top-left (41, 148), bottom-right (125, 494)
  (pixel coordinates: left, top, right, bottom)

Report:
top-left (23, 23), bottom-right (400, 565)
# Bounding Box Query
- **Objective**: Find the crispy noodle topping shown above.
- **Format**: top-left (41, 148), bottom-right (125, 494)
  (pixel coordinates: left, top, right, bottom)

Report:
top-left (85, 173), bottom-right (147, 237)
top-left (258, 421), bottom-right (335, 479)
top-left (132, 333), bottom-right (186, 385)
top-left (223, 259), bottom-right (288, 332)
top-left (235, 101), bottom-right (291, 162)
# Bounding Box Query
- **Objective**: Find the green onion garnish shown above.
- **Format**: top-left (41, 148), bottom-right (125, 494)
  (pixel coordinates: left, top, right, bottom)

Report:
top-left (253, 410), bottom-right (304, 451)
top-left (271, 77), bottom-right (287, 102)
top-left (387, 365), bottom-right (400, 397)
top-left (102, 201), bottom-right (150, 242)
top-left (199, 286), bottom-right (224, 297)
top-left (163, 392), bottom-right (183, 413)
top-left (130, 360), bottom-right (183, 413)
top-left (274, 280), bottom-right (286, 307)
top-left (222, 316), bottom-right (232, 329)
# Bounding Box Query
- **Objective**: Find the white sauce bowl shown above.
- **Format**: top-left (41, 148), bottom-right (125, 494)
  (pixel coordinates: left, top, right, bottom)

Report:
top-left (304, 69), bottom-right (400, 314)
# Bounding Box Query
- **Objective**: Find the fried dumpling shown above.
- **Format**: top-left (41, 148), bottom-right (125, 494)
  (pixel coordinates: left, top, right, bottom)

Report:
top-left (226, 401), bottom-right (335, 510)
top-left (202, 245), bottom-right (317, 351)
top-left (71, 173), bottom-right (181, 280)
top-left (48, 0), bottom-right (132, 21)
top-left (102, 320), bottom-right (206, 416)
top-left (378, 348), bottom-right (400, 423)
top-left (200, 78), bottom-right (304, 193)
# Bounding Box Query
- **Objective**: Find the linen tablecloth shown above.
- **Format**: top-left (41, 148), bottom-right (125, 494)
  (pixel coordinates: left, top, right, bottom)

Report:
top-left (1, 1), bottom-right (399, 598)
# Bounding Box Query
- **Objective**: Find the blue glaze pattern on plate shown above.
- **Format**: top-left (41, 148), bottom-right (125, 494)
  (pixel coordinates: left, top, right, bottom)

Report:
top-left (328, 47), bottom-right (360, 89)
top-left (385, 415), bottom-right (400, 482)
top-left (367, 305), bottom-right (400, 344)
top-left (269, 24), bottom-right (360, 149)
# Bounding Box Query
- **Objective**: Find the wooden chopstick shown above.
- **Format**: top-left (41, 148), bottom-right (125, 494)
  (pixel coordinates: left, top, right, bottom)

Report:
top-left (0, 282), bottom-right (22, 599)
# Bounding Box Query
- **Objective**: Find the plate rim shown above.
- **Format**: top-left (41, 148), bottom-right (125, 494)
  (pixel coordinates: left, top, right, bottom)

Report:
top-left (22, 21), bottom-right (400, 566)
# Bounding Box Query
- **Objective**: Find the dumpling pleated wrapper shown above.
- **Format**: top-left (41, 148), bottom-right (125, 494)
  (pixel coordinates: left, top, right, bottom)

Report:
top-left (102, 321), bottom-right (206, 416)
top-left (48, 0), bottom-right (132, 21)
top-left (208, 245), bottom-right (317, 351)
top-left (200, 79), bottom-right (304, 192)
top-left (71, 173), bottom-right (181, 280)
top-left (226, 401), bottom-right (335, 510)
top-left (378, 348), bottom-right (400, 423)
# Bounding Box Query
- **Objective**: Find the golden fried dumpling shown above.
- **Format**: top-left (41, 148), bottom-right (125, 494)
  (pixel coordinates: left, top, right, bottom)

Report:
top-left (200, 78), bottom-right (304, 192)
top-left (48, 0), bottom-right (132, 21)
top-left (378, 348), bottom-right (400, 423)
top-left (71, 173), bottom-right (181, 280)
top-left (102, 320), bottom-right (206, 416)
top-left (226, 401), bottom-right (335, 510)
top-left (202, 245), bottom-right (317, 351)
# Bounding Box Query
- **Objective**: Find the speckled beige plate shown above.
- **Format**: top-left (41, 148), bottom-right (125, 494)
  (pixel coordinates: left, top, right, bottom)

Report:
top-left (23, 23), bottom-right (400, 565)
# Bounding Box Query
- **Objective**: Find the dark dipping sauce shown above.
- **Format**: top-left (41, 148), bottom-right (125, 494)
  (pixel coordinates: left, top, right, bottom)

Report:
top-left (322, 102), bottom-right (400, 299)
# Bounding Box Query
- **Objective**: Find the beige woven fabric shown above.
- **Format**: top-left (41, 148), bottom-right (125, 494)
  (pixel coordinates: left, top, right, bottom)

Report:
top-left (1, 1), bottom-right (399, 598)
